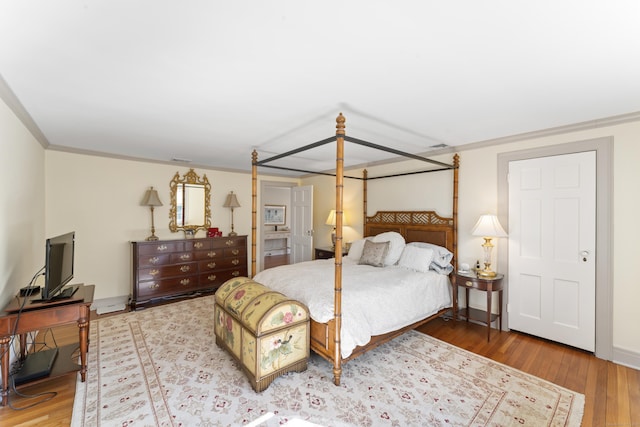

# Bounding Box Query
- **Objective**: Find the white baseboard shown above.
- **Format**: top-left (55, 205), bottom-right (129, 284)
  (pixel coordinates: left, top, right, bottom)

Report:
top-left (91, 295), bottom-right (129, 315)
top-left (613, 346), bottom-right (640, 371)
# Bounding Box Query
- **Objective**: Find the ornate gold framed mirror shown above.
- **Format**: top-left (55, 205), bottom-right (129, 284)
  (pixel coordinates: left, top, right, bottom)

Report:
top-left (169, 169), bottom-right (211, 234)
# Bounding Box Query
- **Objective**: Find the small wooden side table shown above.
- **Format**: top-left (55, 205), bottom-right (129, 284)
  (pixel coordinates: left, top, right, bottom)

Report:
top-left (314, 246), bottom-right (348, 260)
top-left (454, 272), bottom-right (504, 342)
top-left (0, 284), bottom-right (94, 406)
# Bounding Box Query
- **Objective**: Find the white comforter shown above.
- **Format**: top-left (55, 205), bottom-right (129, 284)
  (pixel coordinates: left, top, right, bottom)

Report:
top-left (253, 257), bottom-right (452, 359)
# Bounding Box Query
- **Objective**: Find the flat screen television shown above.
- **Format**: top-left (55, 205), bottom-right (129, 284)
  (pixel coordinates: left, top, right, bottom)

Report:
top-left (42, 231), bottom-right (75, 300)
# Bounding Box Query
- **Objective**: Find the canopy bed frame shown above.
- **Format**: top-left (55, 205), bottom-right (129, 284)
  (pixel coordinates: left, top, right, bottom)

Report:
top-left (250, 113), bottom-right (460, 385)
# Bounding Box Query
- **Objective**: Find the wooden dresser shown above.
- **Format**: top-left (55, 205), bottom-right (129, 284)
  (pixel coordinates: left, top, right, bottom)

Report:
top-left (131, 235), bottom-right (247, 310)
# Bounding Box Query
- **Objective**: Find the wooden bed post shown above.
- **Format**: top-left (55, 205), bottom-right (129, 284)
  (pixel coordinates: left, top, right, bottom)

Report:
top-left (452, 153), bottom-right (460, 271)
top-left (333, 112), bottom-right (346, 386)
top-left (362, 169), bottom-right (368, 229)
top-left (251, 150), bottom-right (258, 277)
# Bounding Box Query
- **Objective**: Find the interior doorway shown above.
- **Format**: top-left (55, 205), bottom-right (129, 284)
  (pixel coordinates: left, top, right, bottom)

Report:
top-left (497, 137), bottom-right (613, 360)
top-left (260, 181), bottom-right (295, 271)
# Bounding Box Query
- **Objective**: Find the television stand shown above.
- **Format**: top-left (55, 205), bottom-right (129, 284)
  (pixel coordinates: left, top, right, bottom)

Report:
top-left (0, 284), bottom-right (94, 406)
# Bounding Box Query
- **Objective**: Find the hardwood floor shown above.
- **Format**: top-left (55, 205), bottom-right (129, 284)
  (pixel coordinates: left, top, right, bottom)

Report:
top-left (418, 317), bottom-right (640, 427)
top-left (1, 311), bottom-right (638, 426)
top-left (264, 253), bottom-right (289, 269)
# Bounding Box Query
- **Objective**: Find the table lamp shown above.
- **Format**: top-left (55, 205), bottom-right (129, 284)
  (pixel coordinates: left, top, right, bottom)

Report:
top-left (223, 191), bottom-right (241, 236)
top-left (141, 186), bottom-right (163, 241)
top-left (471, 214), bottom-right (507, 277)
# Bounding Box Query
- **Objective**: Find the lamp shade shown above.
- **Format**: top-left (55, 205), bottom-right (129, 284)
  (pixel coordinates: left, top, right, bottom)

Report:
top-left (325, 210), bottom-right (336, 226)
top-left (223, 191), bottom-right (241, 208)
top-left (141, 187), bottom-right (163, 207)
top-left (471, 214), bottom-right (507, 237)
top-left (325, 210), bottom-right (348, 226)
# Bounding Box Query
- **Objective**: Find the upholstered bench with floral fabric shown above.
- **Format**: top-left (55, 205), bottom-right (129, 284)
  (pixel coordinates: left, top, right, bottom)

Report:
top-left (214, 277), bottom-right (310, 392)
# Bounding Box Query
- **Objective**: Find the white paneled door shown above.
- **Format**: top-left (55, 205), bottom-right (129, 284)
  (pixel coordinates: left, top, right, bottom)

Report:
top-left (291, 185), bottom-right (313, 263)
top-left (508, 151), bottom-right (596, 351)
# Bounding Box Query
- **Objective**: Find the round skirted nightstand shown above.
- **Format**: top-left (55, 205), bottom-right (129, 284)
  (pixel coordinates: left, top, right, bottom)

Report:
top-left (454, 271), bottom-right (504, 342)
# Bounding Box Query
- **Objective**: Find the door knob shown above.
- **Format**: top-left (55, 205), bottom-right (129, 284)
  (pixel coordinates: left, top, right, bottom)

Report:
top-left (580, 250), bottom-right (590, 262)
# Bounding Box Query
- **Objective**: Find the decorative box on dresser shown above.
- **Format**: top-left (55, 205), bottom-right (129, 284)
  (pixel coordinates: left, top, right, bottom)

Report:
top-left (131, 235), bottom-right (247, 310)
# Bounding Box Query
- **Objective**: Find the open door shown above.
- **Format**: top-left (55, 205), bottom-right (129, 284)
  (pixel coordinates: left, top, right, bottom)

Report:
top-left (291, 185), bottom-right (313, 263)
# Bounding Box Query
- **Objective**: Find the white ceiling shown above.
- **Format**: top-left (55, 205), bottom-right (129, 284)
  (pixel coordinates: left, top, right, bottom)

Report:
top-left (2, 1), bottom-right (640, 174)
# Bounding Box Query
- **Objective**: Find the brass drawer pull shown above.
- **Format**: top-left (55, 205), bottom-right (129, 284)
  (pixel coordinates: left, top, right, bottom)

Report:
top-left (180, 254), bottom-right (191, 260)
top-left (194, 242), bottom-right (204, 249)
top-left (208, 262), bottom-right (216, 269)
top-left (180, 279), bottom-right (190, 286)
top-left (180, 265), bottom-right (191, 272)
top-left (156, 245), bottom-right (168, 252)
top-left (225, 239), bottom-right (234, 246)
top-left (208, 251), bottom-right (217, 258)
top-left (149, 269), bottom-right (159, 276)
top-left (207, 274), bottom-right (217, 281)
top-left (148, 257), bottom-right (159, 265)
top-left (232, 270), bottom-right (240, 277)
top-left (232, 249), bottom-right (239, 255)
top-left (465, 281), bottom-right (473, 287)
top-left (232, 259), bottom-right (240, 265)
top-left (149, 283), bottom-right (160, 290)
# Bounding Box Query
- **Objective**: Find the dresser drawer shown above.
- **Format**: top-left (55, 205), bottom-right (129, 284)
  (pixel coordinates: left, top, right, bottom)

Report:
top-left (136, 253), bottom-right (171, 268)
top-left (138, 262), bottom-right (198, 281)
top-left (211, 237), bottom-right (246, 249)
top-left (186, 239), bottom-right (214, 251)
top-left (169, 252), bottom-right (194, 263)
top-left (199, 267), bottom-right (248, 288)
top-left (224, 246), bottom-right (246, 258)
top-left (193, 249), bottom-right (224, 261)
top-left (198, 256), bottom-right (245, 272)
top-left (136, 241), bottom-right (185, 255)
top-left (137, 276), bottom-right (199, 299)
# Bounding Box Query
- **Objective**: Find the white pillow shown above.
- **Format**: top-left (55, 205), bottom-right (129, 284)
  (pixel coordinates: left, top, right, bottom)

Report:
top-left (398, 245), bottom-right (434, 273)
top-left (346, 237), bottom-right (371, 259)
top-left (407, 242), bottom-right (453, 268)
top-left (372, 232), bottom-right (406, 266)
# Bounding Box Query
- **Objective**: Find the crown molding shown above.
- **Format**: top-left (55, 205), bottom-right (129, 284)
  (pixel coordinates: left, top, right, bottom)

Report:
top-left (0, 73), bottom-right (50, 148)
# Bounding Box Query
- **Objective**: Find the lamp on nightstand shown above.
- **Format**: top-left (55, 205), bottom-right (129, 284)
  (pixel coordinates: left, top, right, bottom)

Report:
top-left (325, 209), bottom-right (348, 249)
top-left (471, 214), bottom-right (508, 278)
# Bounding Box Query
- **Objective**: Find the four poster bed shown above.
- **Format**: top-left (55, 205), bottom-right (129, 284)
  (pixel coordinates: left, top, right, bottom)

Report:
top-left (250, 113), bottom-right (460, 385)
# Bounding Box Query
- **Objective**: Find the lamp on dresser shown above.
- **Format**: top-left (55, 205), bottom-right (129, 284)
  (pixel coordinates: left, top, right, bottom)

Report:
top-left (141, 186), bottom-right (163, 241)
top-left (471, 214), bottom-right (508, 277)
top-left (223, 191), bottom-right (241, 236)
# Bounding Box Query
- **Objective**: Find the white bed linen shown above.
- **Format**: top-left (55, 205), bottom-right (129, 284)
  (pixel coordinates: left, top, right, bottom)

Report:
top-left (253, 257), bottom-right (452, 359)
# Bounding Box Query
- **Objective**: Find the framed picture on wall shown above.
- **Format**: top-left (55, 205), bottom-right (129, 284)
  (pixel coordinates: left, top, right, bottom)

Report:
top-left (264, 205), bottom-right (286, 225)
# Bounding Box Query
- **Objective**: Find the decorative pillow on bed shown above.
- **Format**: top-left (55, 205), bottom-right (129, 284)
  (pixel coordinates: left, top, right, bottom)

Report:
top-left (358, 239), bottom-right (389, 267)
top-left (372, 232), bottom-right (406, 266)
top-left (397, 245), bottom-right (435, 273)
top-left (346, 237), bottom-right (371, 259)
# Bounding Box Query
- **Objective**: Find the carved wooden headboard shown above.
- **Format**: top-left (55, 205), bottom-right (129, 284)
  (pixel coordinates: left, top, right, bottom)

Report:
top-left (364, 211), bottom-right (456, 266)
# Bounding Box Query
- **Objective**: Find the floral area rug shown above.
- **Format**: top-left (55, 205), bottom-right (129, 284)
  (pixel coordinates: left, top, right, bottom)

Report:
top-left (72, 295), bottom-right (584, 426)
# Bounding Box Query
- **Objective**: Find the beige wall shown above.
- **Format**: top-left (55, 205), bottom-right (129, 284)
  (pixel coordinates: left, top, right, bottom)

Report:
top-left (45, 151), bottom-right (256, 301)
top-left (0, 97), bottom-right (45, 310)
